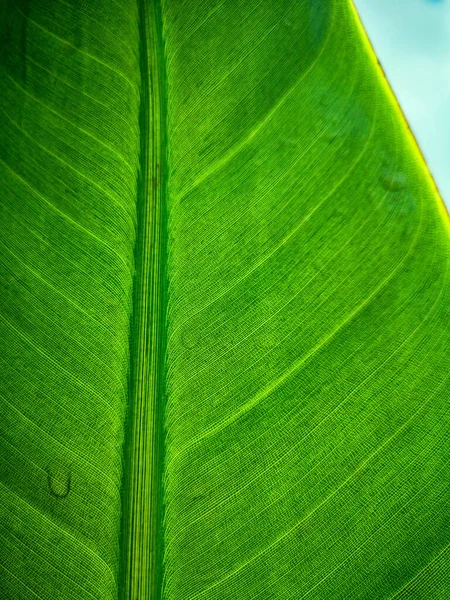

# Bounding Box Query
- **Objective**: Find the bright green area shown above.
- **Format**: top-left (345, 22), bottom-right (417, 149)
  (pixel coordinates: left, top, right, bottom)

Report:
top-left (1, 1), bottom-right (450, 600)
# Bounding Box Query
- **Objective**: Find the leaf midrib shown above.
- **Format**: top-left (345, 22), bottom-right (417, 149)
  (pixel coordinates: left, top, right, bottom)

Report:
top-left (119, 1), bottom-right (167, 598)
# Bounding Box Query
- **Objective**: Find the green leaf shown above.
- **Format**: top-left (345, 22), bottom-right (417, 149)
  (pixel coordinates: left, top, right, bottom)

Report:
top-left (1, 1), bottom-right (450, 599)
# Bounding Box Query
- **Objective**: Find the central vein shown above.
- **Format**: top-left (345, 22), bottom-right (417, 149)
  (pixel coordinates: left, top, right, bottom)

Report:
top-left (120, 1), bottom-right (167, 598)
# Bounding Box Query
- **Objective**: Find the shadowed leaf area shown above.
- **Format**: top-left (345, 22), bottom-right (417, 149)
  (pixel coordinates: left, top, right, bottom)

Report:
top-left (1, 0), bottom-right (450, 599)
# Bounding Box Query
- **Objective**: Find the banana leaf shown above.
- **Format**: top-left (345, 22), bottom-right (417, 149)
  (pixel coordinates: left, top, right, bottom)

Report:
top-left (1, 0), bottom-right (450, 599)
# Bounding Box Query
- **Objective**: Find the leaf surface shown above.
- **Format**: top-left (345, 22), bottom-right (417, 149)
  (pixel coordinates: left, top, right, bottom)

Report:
top-left (1, 1), bottom-right (450, 599)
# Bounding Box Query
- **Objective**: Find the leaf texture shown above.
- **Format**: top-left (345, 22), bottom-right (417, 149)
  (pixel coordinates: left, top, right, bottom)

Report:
top-left (1, 1), bottom-right (450, 599)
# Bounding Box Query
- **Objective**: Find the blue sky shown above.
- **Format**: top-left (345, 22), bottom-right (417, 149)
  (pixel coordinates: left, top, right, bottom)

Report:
top-left (354, 0), bottom-right (450, 204)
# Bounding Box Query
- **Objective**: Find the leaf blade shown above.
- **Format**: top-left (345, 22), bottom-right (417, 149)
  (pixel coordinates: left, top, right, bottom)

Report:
top-left (1, 1), bottom-right (450, 599)
top-left (0, 1), bottom-right (140, 598)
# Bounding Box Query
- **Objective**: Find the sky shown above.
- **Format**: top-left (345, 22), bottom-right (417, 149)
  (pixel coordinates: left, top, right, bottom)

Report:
top-left (354, 0), bottom-right (450, 204)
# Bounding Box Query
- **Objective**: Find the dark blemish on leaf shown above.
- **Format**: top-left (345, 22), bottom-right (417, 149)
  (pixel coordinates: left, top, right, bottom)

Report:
top-left (180, 328), bottom-right (198, 350)
top-left (376, 57), bottom-right (389, 83)
top-left (381, 171), bottom-right (407, 192)
top-left (322, 130), bottom-right (338, 144)
top-left (47, 466), bottom-right (71, 499)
